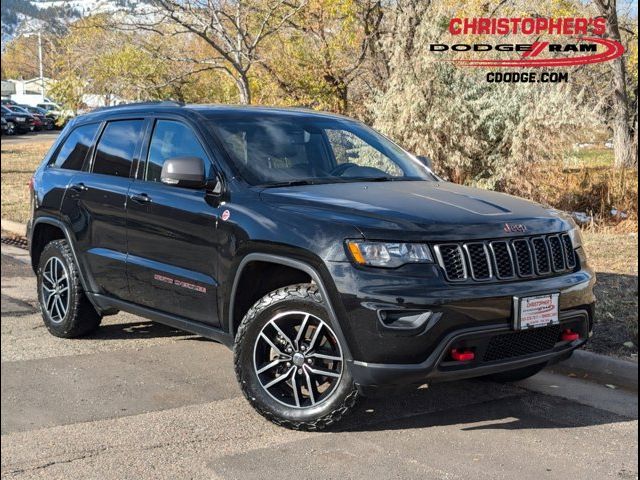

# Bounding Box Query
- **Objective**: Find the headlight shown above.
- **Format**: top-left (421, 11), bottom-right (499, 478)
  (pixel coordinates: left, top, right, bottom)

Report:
top-left (346, 240), bottom-right (434, 268)
top-left (568, 226), bottom-right (583, 249)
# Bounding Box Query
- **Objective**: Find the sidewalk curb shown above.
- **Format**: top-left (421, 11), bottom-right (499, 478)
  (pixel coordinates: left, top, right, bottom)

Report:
top-left (1, 219), bottom-right (27, 237)
top-left (551, 349), bottom-right (638, 391)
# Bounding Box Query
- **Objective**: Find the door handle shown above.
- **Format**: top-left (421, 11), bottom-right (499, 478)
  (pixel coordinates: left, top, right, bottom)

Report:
top-left (69, 182), bottom-right (88, 193)
top-left (130, 193), bottom-right (152, 204)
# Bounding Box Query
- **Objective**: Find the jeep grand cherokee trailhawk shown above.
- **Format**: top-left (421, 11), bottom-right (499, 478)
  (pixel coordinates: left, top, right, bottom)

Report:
top-left (28, 102), bottom-right (596, 429)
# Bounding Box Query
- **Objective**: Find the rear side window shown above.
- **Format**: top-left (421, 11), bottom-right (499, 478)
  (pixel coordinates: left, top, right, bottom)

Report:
top-left (51, 123), bottom-right (100, 170)
top-left (146, 120), bottom-right (208, 182)
top-left (92, 120), bottom-right (144, 177)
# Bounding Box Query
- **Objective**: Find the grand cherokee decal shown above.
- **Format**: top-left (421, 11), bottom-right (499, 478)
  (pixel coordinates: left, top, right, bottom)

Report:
top-left (153, 274), bottom-right (207, 293)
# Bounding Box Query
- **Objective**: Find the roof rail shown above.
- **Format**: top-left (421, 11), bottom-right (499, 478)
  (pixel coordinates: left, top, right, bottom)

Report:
top-left (92, 100), bottom-right (185, 112)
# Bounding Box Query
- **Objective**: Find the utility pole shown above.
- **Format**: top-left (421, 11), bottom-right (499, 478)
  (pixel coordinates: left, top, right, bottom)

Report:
top-left (38, 31), bottom-right (45, 98)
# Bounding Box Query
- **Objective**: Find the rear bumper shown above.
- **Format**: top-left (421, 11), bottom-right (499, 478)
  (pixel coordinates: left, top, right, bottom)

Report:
top-left (349, 309), bottom-right (590, 389)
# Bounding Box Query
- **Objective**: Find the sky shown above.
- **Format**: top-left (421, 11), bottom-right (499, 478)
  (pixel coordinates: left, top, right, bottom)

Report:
top-left (619, 0), bottom-right (638, 17)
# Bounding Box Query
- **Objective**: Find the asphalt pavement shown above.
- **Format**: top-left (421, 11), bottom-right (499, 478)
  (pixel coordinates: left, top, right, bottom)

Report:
top-left (1, 244), bottom-right (638, 479)
top-left (1, 131), bottom-right (60, 145)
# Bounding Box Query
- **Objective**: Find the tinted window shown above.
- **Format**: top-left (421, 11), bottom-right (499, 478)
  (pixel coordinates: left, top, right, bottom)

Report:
top-left (51, 123), bottom-right (100, 170)
top-left (146, 120), bottom-right (208, 182)
top-left (92, 120), bottom-right (144, 177)
top-left (207, 114), bottom-right (433, 185)
top-left (325, 129), bottom-right (402, 176)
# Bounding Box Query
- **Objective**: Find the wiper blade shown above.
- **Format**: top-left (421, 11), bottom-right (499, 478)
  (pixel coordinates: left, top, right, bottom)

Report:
top-left (335, 176), bottom-right (406, 182)
top-left (261, 179), bottom-right (318, 188)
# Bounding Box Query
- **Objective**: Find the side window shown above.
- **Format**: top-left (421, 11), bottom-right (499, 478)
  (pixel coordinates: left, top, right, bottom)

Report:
top-left (92, 120), bottom-right (144, 177)
top-left (325, 129), bottom-right (402, 176)
top-left (51, 123), bottom-right (100, 170)
top-left (146, 120), bottom-right (208, 182)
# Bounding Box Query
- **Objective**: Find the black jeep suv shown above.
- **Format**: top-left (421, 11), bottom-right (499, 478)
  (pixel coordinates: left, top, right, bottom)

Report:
top-left (28, 102), bottom-right (595, 429)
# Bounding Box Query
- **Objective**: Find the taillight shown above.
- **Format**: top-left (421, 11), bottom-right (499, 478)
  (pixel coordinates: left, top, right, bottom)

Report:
top-left (28, 177), bottom-right (34, 192)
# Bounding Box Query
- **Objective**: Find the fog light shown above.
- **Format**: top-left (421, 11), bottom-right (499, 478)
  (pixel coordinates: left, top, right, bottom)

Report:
top-left (450, 348), bottom-right (475, 362)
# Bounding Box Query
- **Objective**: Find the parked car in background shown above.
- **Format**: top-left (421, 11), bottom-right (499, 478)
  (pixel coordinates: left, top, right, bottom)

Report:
top-left (19, 105), bottom-right (55, 130)
top-left (5, 105), bottom-right (39, 131)
top-left (36, 102), bottom-right (74, 129)
top-left (1, 105), bottom-right (35, 134)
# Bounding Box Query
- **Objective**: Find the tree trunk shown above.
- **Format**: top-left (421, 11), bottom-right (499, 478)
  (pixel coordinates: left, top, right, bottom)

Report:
top-left (611, 57), bottom-right (633, 168)
top-left (596, 0), bottom-right (634, 168)
top-left (236, 74), bottom-right (251, 104)
top-left (632, 95), bottom-right (638, 167)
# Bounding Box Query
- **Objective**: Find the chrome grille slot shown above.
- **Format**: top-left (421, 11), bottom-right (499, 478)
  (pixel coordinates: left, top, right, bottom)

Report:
top-left (489, 241), bottom-right (515, 279)
top-left (434, 244), bottom-right (467, 281)
top-left (433, 232), bottom-right (578, 283)
top-left (531, 237), bottom-right (551, 275)
top-left (464, 243), bottom-right (492, 280)
top-left (548, 235), bottom-right (566, 271)
top-left (511, 239), bottom-right (534, 277)
top-left (561, 234), bottom-right (577, 269)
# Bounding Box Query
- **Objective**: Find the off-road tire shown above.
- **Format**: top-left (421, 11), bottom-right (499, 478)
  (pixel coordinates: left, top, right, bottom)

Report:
top-left (234, 283), bottom-right (358, 430)
top-left (37, 239), bottom-right (102, 338)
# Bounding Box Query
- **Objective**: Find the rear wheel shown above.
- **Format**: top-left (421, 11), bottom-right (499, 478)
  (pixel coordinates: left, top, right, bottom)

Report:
top-left (483, 362), bottom-right (547, 383)
top-left (6, 122), bottom-right (16, 135)
top-left (37, 239), bottom-right (102, 338)
top-left (234, 283), bottom-right (358, 430)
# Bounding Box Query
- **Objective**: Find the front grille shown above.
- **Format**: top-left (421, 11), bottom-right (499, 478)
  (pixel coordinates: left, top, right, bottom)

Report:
top-left (512, 239), bottom-right (534, 277)
top-left (483, 325), bottom-right (562, 362)
top-left (489, 241), bottom-right (515, 279)
top-left (562, 234), bottom-right (577, 269)
top-left (436, 244), bottom-right (467, 280)
top-left (434, 233), bottom-right (577, 283)
top-left (465, 243), bottom-right (491, 280)
top-left (531, 237), bottom-right (551, 275)
top-left (548, 235), bottom-right (566, 271)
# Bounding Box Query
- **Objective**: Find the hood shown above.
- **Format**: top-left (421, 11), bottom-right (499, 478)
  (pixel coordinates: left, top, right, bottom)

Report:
top-left (259, 181), bottom-right (571, 241)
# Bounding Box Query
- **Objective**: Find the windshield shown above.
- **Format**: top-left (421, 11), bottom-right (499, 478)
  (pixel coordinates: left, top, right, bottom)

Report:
top-left (206, 113), bottom-right (435, 186)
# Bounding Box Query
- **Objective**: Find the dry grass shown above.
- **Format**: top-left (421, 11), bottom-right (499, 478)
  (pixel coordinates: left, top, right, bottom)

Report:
top-left (583, 232), bottom-right (638, 359)
top-left (1, 141), bottom-right (51, 223)
top-left (502, 148), bottom-right (638, 233)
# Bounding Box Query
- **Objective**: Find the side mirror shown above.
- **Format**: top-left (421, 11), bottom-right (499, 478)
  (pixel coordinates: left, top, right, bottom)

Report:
top-left (416, 155), bottom-right (433, 170)
top-left (161, 156), bottom-right (206, 189)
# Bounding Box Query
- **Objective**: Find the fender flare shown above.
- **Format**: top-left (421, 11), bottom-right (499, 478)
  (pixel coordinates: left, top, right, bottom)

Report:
top-left (30, 217), bottom-right (99, 309)
top-left (228, 253), bottom-right (353, 361)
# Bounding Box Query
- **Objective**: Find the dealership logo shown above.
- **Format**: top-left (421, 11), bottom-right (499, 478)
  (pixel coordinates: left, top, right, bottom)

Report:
top-left (431, 17), bottom-right (625, 68)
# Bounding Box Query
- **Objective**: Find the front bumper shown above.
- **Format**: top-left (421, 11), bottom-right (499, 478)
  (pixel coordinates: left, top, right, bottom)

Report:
top-left (350, 309), bottom-right (590, 389)
top-left (327, 255), bottom-right (596, 388)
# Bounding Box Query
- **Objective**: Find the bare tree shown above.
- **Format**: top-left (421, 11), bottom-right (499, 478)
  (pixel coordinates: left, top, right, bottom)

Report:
top-left (594, 0), bottom-right (636, 168)
top-left (133, 0), bottom-right (306, 103)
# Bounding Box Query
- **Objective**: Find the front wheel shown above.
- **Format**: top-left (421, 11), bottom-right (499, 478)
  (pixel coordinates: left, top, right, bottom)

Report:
top-left (37, 239), bottom-right (102, 338)
top-left (234, 284), bottom-right (358, 430)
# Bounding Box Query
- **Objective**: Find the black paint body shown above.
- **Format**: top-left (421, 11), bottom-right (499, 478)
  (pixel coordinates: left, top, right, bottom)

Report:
top-left (28, 104), bottom-right (596, 390)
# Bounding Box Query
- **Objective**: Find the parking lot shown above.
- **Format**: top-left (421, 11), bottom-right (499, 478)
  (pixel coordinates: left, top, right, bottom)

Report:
top-left (0, 130), bottom-right (59, 146)
top-left (0, 242), bottom-right (637, 480)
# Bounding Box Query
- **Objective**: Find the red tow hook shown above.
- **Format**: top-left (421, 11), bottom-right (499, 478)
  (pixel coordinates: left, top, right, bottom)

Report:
top-left (451, 348), bottom-right (475, 362)
top-left (561, 329), bottom-right (580, 342)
